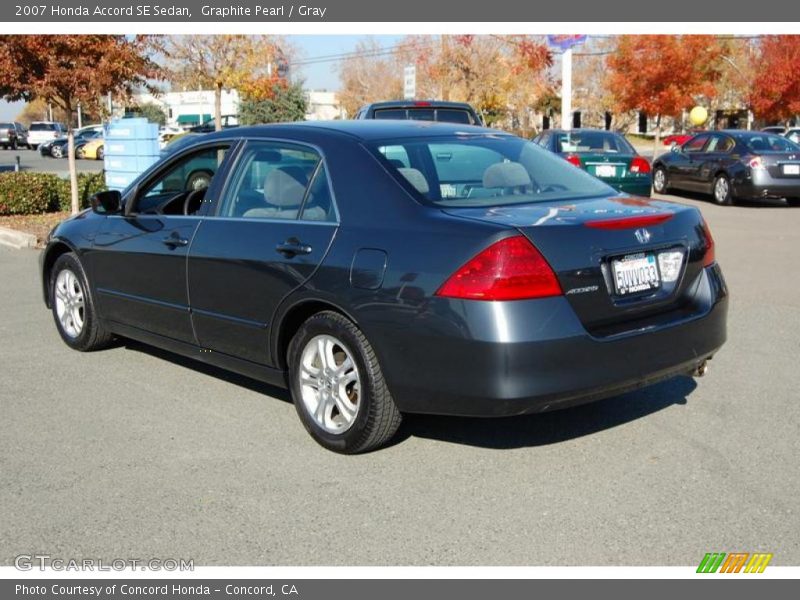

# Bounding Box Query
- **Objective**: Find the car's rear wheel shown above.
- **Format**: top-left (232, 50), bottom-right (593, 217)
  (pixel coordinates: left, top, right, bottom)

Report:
top-left (50, 253), bottom-right (113, 351)
top-left (287, 311), bottom-right (401, 453)
top-left (76, 146), bottom-right (86, 159)
top-left (713, 174), bottom-right (733, 206)
top-left (653, 166), bottom-right (669, 194)
top-left (96, 146), bottom-right (104, 160)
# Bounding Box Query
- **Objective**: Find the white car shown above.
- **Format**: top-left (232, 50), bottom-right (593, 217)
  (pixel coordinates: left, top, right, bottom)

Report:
top-left (27, 122), bottom-right (66, 150)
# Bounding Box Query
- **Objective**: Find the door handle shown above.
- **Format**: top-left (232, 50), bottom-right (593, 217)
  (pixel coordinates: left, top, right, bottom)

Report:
top-left (162, 234), bottom-right (189, 248)
top-left (276, 238), bottom-right (313, 257)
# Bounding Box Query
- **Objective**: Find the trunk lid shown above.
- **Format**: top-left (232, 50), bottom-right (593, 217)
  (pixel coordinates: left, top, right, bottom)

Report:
top-left (444, 195), bottom-right (711, 336)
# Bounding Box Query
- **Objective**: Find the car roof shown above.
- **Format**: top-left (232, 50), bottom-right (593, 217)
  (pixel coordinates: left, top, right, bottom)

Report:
top-left (544, 129), bottom-right (622, 135)
top-left (198, 120), bottom-right (507, 143)
top-left (363, 100), bottom-right (477, 110)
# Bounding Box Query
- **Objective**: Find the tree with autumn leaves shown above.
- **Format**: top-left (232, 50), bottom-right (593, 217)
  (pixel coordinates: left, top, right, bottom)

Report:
top-left (607, 35), bottom-right (723, 153)
top-left (750, 35), bottom-right (800, 125)
top-left (161, 35), bottom-right (287, 132)
top-left (338, 35), bottom-right (554, 135)
top-left (0, 35), bottom-right (159, 214)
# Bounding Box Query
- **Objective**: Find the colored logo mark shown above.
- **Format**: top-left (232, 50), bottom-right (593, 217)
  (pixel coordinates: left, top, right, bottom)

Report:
top-left (697, 552), bottom-right (773, 573)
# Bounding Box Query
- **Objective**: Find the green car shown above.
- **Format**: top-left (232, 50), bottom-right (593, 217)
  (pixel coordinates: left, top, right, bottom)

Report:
top-left (533, 129), bottom-right (652, 197)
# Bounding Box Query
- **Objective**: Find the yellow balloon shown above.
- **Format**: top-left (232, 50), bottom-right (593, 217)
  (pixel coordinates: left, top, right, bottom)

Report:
top-left (689, 106), bottom-right (708, 126)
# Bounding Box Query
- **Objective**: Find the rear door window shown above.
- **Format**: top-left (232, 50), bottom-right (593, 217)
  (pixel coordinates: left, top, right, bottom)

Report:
top-left (683, 135), bottom-right (710, 152)
top-left (219, 141), bottom-right (322, 220)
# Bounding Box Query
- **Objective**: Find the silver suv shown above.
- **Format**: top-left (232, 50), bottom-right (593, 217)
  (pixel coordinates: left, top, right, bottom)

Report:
top-left (0, 122), bottom-right (28, 150)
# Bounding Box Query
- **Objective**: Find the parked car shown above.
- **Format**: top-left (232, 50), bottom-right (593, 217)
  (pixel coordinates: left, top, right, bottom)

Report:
top-left (27, 121), bottom-right (66, 150)
top-left (653, 130), bottom-right (800, 206)
top-left (533, 128), bottom-right (652, 196)
top-left (78, 137), bottom-right (105, 160)
top-left (761, 126), bottom-right (786, 135)
top-left (41, 129), bottom-right (103, 158)
top-left (784, 128), bottom-right (800, 144)
top-left (663, 129), bottom-right (704, 147)
top-left (189, 114), bottom-right (239, 133)
top-left (40, 121), bottom-right (727, 453)
top-left (0, 122), bottom-right (28, 149)
top-left (354, 100), bottom-right (483, 125)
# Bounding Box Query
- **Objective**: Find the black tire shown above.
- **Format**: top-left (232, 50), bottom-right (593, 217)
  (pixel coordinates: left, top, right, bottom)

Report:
top-left (712, 173), bottom-right (733, 206)
top-left (653, 166), bottom-right (670, 194)
top-left (96, 146), bottom-right (104, 160)
top-left (76, 146), bottom-right (86, 160)
top-left (51, 145), bottom-right (63, 159)
top-left (50, 252), bottom-right (113, 352)
top-left (787, 198), bottom-right (800, 207)
top-left (287, 310), bottom-right (402, 454)
top-left (30, 144), bottom-right (37, 151)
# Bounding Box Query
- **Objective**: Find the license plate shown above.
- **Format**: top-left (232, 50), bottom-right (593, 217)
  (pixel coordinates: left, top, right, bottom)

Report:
top-left (595, 165), bottom-right (616, 178)
top-left (612, 253), bottom-right (660, 295)
top-left (782, 164), bottom-right (800, 175)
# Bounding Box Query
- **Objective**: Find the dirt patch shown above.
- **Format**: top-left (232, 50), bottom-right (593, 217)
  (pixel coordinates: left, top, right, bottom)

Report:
top-left (0, 212), bottom-right (69, 248)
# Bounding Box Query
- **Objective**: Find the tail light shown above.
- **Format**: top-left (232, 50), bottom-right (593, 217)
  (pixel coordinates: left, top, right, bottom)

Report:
top-left (748, 156), bottom-right (766, 170)
top-left (564, 154), bottom-right (582, 168)
top-left (435, 236), bottom-right (562, 301)
top-left (701, 220), bottom-right (715, 267)
top-left (630, 156), bottom-right (651, 174)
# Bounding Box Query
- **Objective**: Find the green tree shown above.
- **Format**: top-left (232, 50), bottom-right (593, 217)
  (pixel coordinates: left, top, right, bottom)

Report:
top-left (125, 102), bottom-right (168, 126)
top-left (238, 81), bottom-right (307, 125)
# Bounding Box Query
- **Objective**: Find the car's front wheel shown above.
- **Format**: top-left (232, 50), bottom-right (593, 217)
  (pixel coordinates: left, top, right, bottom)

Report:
top-left (653, 166), bottom-right (670, 194)
top-left (51, 145), bottom-right (63, 158)
top-left (96, 146), bottom-right (104, 160)
top-left (787, 198), bottom-right (800, 207)
top-left (50, 253), bottom-right (113, 351)
top-left (713, 174), bottom-right (733, 206)
top-left (287, 311), bottom-right (402, 453)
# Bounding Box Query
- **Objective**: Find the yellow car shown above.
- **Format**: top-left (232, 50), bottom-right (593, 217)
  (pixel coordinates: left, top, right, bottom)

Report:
top-left (77, 138), bottom-right (104, 160)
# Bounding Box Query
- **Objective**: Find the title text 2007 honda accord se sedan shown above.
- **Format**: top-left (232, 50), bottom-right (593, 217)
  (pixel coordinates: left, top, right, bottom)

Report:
top-left (40, 121), bottom-right (728, 453)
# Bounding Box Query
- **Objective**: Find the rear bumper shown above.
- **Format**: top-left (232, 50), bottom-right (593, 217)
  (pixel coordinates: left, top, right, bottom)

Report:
top-left (733, 171), bottom-right (800, 200)
top-left (371, 264), bottom-right (727, 417)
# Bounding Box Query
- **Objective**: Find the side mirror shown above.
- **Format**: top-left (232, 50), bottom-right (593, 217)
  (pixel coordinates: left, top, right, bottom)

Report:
top-left (91, 190), bottom-right (122, 214)
top-left (670, 144), bottom-right (681, 153)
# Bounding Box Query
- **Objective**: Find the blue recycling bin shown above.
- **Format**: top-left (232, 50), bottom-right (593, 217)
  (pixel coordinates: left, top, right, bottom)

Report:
top-left (103, 118), bottom-right (160, 192)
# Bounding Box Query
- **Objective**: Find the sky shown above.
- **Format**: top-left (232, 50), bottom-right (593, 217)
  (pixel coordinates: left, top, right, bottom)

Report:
top-left (0, 35), bottom-right (404, 121)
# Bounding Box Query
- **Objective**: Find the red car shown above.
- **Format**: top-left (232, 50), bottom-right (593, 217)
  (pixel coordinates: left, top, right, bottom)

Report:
top-left (663, 130), bottom-right (704, 146)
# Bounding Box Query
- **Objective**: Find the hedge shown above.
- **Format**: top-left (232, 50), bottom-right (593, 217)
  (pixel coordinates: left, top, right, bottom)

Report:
top-left (0, 171), bottom-right (107, 215)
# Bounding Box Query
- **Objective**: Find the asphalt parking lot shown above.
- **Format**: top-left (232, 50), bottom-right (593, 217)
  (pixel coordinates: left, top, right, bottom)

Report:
top-left (0, 147), bottom-right (104, 177)
top-left (0, 192), bottom-right (798, 566)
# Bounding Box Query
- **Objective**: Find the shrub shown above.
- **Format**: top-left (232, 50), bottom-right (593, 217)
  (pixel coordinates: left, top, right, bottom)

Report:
top-left (0, 171), bottom-right (108, 215)
top-left (55, 172), bottom-right (108, 212)
top-left (0, 172), bottom-right (61, 215)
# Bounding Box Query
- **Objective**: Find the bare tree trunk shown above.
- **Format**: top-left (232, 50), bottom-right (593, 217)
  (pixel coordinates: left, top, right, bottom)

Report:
top-left (653, 113), bottom-right (662, 161)
top-left (65, 106), bottom-right (79, 215)
top-left (214, 84), bottom-right (223, 132)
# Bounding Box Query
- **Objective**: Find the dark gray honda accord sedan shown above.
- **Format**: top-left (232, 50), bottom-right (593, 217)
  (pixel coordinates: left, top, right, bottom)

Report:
top-left (40, 121), bottom-right (728, 453)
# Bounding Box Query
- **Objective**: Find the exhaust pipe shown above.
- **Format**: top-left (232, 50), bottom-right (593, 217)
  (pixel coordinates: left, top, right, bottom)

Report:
top-left (693, 360), bottom-right (708, 377)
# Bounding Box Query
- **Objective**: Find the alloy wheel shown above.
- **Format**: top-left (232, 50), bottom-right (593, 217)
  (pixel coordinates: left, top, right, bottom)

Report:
top-left (54, 269), bottom-right (85, 338)
top-left (654, 168), bottom-right (666, 193)
top-left (714, 177), bottom-right (729, 204)
top-left (298, 334), bottom-right (361, 434)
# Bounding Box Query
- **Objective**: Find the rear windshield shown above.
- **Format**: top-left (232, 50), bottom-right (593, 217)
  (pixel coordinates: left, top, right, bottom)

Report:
top-left (371, 134), bottom-right (614, 208)
top-left (741, 134), bottom-right (800, 153)
top-left (373, 107), bottom-right (477, 125)
top-left (31, 123), bottom-right (57, 131)
top-left (554, 131), bottom-right (634, 154)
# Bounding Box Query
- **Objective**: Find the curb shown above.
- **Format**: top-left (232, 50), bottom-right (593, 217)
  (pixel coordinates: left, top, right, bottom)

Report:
top-left (0, 225), bottom-right (37, 250)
